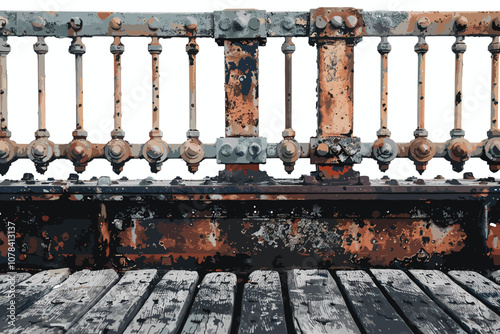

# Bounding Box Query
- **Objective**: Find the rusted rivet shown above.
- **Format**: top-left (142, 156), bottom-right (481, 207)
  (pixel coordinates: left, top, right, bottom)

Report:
top-left (73, 144), bottom-right (85, 156)
top-left (33, 144), bottom-right (46, 157)
top-left (380, 16), bottom-right (392, 28)
top-left (346, 15), bottom-right (358, 29)
top-left (0, 17), bottom-right (7, 30)
top-left (220, 143), bottom-right (233, 157)
top-left (233, 16), bottom-right (248, 31)
top-left (248, 142), bottom-right (262, 156)
top-left (147, 145), bottom-right (162, 159)
top-left (315, 16), bottom-right (328, 29)
top-left (281, 17), bottom-right (295, 30)
top-left (147, 17), bottom-right (161, 31)
top-left (110, 144), bottom-right (123, 157)
top-left (219, 18), bottom-right (231, 31)
top-left (31, 16), bottom-right (45, 30)
top-left (235, 144), bottom-right (246, 156)
top-left (492, 17), bottom-right (500, 31)
top-left (455, 16), bottom-right (468, 30)
top-left (69, 17), bottom-right (83, 31)
top-left (317, 143), bottom-right (329, 156)
top-left (417, 17), bottom-right (430, 30)
top-left (110, 17), bottom-right (122, 30)
top-left (184, 16), bottom-right (198, 30)
top-left (248, 17), bottom-right (260, 31)
top-left (330, 16), bottom-right (343, 29)
top-left (282, 142), bottom-right (296, 158)
top-left (416, 142), bottom-right (431, 156)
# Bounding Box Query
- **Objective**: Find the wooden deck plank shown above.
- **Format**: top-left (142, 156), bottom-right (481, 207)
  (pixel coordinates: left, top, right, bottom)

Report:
top-left (67, 269), bottom-right (158, 334)
top-left (448, 270), bottom-right (500, 314)
top-left (410, 269), bottom-right (500, 333)
top-left (0, 268), bottom-right (70, 326)
top-left (287, 269), bottom-right (360, 334)
top-left (0, 272), bottom-right (31, 285)
top-left (492, 270), bottom-right (500, 284)
top-left (371, 269), bottom-right (465, 334)
top-left (181, 272), bottom-right (237, 334)
top-left (336, 270), bottom-right (413, 334)
top-left (7, 269), bottom-right (119, 333)
top-left (124, 270), bottom-right (199, 334)
top-left (238, 270), bottom-right (287, 334)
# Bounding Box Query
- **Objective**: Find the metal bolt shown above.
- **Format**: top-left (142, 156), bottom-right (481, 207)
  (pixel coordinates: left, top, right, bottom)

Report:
top-left (110, 17), bottom-right (122, 30)
top-left (220, 143), bottom-right (233, 157)
top-left (147, 145), bottom-right (162, 159)
top-left (219, 18), bottom-right (231, 31)
top-left (455, 16), bottom-right (468, 30)
top-left (380, 16), bottom-right (392, 28)
top-left (110, 144), bottom-right (123, 157)
top-left (33, 144), bottom-right (46, 157)
top-left (233, 16), bottom-right (248, 31)
top-left (281, 17), bottom-right (294, 30)
top-left (69, 17), bottom-right (82, 31)
top-left (491, 142), bottom-right (500, 156)
top-left (148, 17), bottom-right (161, 31)
top-left (451, 141), bottom-right (468, 157)
top-left (0, 17), bottom-right (7, 29)
top-left (31, 16), bottom-right (45, 30)
top-left (73, 144), bottom-right (85, 156)
top-left (493, 18), bottom-right (500, 31)
top-left (346, 16), bottom-right (358, 29)
top-left (416, 142), bottom-right (431, 156)
top-left (380, 143), bottom-right (392, 156)
top-left (282, 142), bottom-right (296, 158)
top-left (235, 144), bottom-right (246, 156)
top-left (248, 143), bottom-right (262, 156)
top-left (330, 16), bottom-right (343, 28)
top-left (248, 17), bottom-right (261, 31)
top-left (417, 17), bottom-right (430, 30)
top-left (184, 16), bottom-right (198, 30)
top-left (184, 143), bottom-right (201, 159)
top-left (315, 16), bottom-right (328, 29)
top-left (317, 143), bottom-right (329, 156)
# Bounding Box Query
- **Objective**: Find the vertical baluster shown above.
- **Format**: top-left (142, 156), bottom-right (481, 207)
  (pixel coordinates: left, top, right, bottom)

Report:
top-left (142, 37), bottom-right (168, 172)
top-left (67, 36), bottom-right (92, 173)
top-left (484, 36), bottom-right (500, 172)
top-left (105, 36), bottom-right (131, 174)
top-left (409, 35), bottom-right (435, 174)
top-left (0, 34), bottom-right (16, 175)
top-left (373, 37), bottom-right (397, 172)
top-left (278, 37), bottom-right (299, 173)
top-left (28, 37), bottom-right (55, 174)
top-left (446, 36), bottom-right (472, 172)
top-left (181, 21), bottom-right (204, 173)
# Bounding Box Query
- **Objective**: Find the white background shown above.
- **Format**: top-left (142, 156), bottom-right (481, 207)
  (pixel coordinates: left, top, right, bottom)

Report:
top-left (0, 0), bottom-right (499, 181)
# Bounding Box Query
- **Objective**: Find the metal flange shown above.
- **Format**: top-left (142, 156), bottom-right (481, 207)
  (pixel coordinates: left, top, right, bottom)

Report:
top-left (27, 137), bottom-right (55, 174)
top-left (142, 138), bottom-right (168, 173)
top-left (104, 139), bottom-right (132, 174)
top-left (67, 138), bottom-right (93, 173)
top-left (180, 137), bottom-right (205, 173)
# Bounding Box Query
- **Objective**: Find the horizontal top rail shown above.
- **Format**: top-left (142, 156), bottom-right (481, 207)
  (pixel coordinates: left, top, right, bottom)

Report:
top-left (0, 10), bottom-right (499, 38)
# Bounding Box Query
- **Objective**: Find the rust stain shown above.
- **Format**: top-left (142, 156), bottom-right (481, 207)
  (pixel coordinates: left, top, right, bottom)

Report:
top-left (97, 12), bottom-right (114, 20)
top-left (487, 222), bottom-right (500, 265)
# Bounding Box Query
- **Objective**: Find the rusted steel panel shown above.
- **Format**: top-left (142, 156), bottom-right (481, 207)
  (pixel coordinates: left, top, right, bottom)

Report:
top-left (224, 40), bottom-right (259, 138)
top-left (316, 40), bottom-right (354, 138)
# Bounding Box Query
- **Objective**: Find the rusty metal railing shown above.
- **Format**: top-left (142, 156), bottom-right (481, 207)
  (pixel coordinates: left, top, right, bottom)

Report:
top-left (0, 9), bottom-right (499, 181)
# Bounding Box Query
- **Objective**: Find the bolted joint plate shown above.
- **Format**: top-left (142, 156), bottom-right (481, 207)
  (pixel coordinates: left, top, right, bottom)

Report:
top-left (214, 10), bottom-right (267, 44)
top-left (309, 7), bottom-right (363, 45)
top-left (310, 136), bottom-right (362, 164)
top-left (216, 137), bottom-right (267, 164)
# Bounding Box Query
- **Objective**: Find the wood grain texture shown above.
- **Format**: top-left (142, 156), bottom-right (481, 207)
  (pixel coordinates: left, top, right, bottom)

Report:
top-left (67, 269), bottom-right (158, 334)
top-left (7, 269), bottom-right (119, 333)
top-left (336, 270), bottom-right (412, 334)
top-left (448, 270), bottom-right (500, 313)
top-left (0, 268), bottom-right (70, 322)
top-left (238, 270), bottom-right (287, 334)
top-left (181, 272), bottom-right (237, 334)
top-left (371, 269), bottom-right (465, 334)
top-left (0, 272), bottom-right (31, 285)
top-left (123, 270), bottom-right (199, 334)
top-left (287, 269), bottom-right (360, 334)
top-left (410, 269), bottom-right (500, 333)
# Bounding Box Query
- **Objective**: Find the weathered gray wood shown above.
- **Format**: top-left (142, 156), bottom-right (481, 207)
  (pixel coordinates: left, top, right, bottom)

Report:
top-left (67, 269), bottom-right (158, 334)
top-left (238, 270), bottom-right (287, 334)
top-left (410, 269), bottom-right (500, 333)
top-left (371, 269), bottom-right (465, 334)
top-left (336, 270), bottom-right (412, 334)
top-left (0, 268), bottom-right (70, 322)
top-left (181, 272), bottom-right (237, 334)
top-left (124, 270), bottom-right (199, 334)
top-left (492, 270), bottom-right (500, 284)
top-left (0, 272), bottom-right (31, 285)
top-left (448, 270), bottom-right (500, 314)
top-left (7, 269), bottom-right (119, 333)
top-left (287, 269), bottom-right (360, 334)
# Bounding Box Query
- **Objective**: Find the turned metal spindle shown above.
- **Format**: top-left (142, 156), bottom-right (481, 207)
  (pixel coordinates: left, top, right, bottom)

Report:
top-left (69, 37), bottom-right (86, 136)
top-left (415, 36), bottom-right (428, 132)
top-left (187, 36), bottom-right (199, 131)
top-left (283, 37), bottom-right (294, 130)
top-left (111, 37), bottom-right (124, 138)
top-left (0, 36), bottom-right (10, 137)
top-left (377, 36), bottom-right (391, 136)
top-left (34, 37), bottom-right (48, 133)
top-left (490, 36), bottom-right (500, 133)
top-left (452, 36), bottom-right (466, 131)
top-left (149, 37), bottom-right (162, 135)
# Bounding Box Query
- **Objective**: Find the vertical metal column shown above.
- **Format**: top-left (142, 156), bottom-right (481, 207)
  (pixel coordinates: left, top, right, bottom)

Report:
top-left (484, 36), bottom-right (500, 172)
top-left (0, 34), bottom-right (16, 175)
